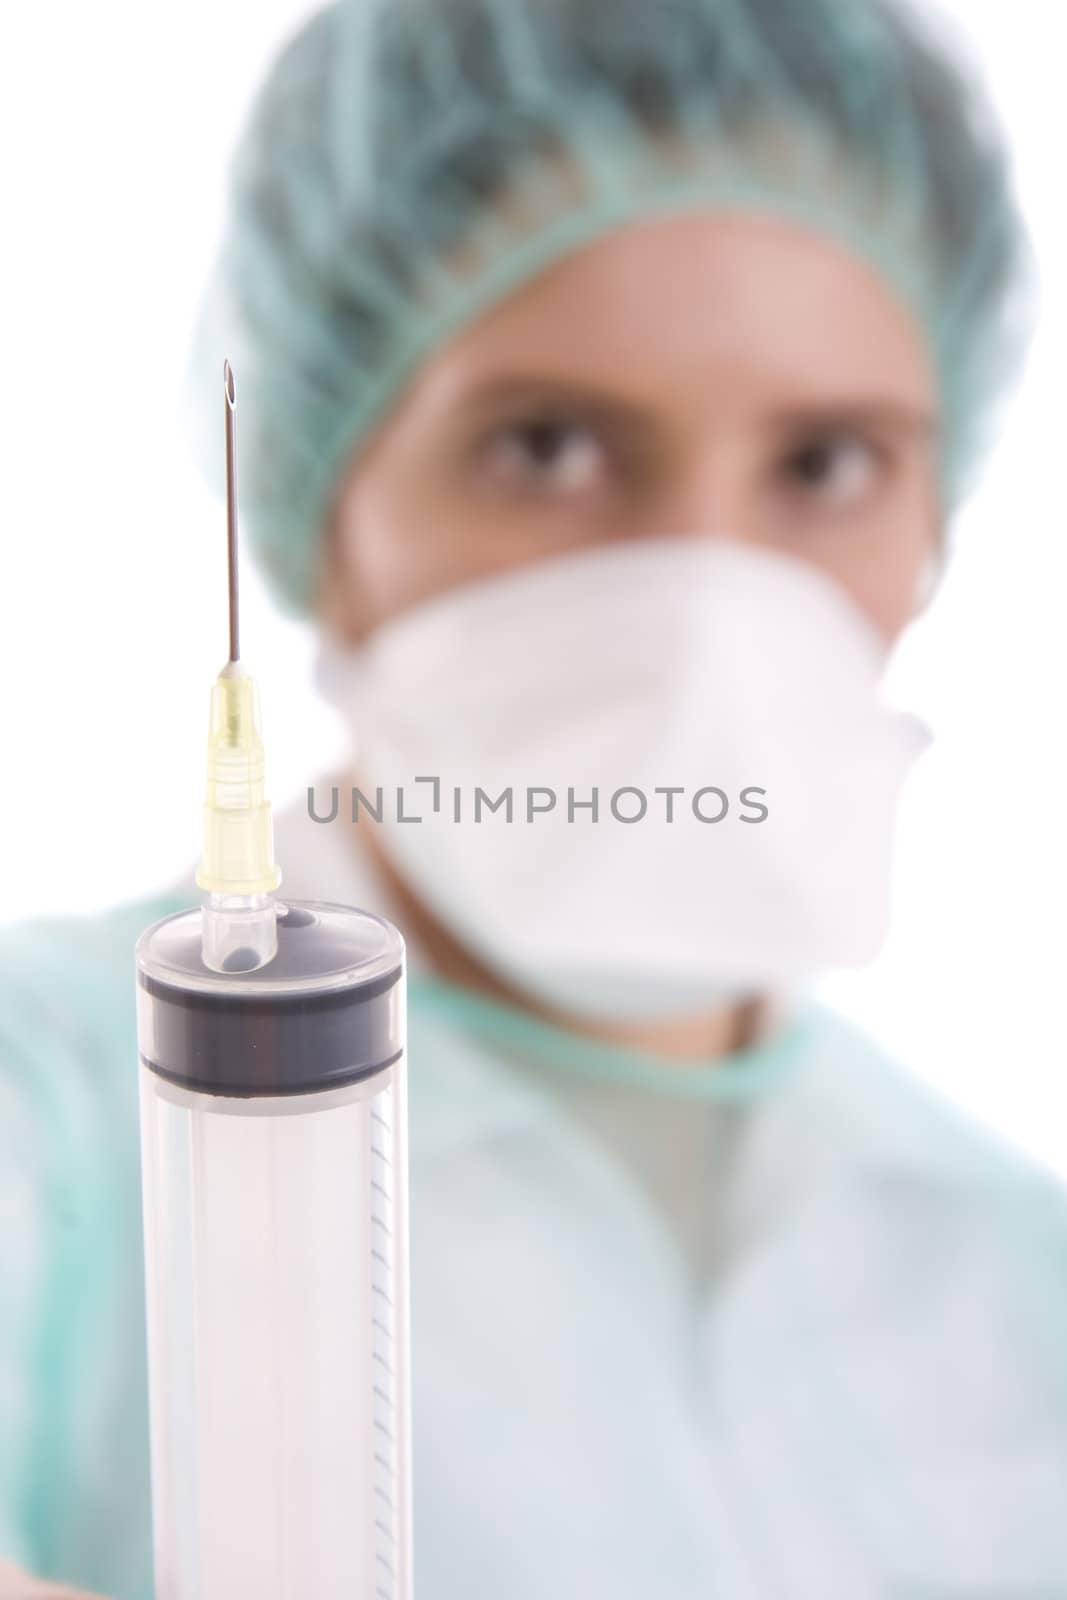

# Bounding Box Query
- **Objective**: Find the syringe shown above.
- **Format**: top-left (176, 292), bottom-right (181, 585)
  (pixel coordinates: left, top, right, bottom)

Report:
top-left (195, 362), bottom-right (282, 975)
top-left (134, 363), bottom-right (413, 1600)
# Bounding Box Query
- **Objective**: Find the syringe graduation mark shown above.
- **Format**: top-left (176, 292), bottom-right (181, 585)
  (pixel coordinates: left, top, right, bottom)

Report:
top-left (223, 360), bottom-right (240, 665)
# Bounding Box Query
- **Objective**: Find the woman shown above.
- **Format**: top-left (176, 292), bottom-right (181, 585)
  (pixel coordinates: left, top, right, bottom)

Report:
top-left (3, 0), bottom-right (1066, 1595)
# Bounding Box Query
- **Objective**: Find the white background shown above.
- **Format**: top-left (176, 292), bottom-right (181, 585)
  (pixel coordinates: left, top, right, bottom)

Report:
top-left (1, 3), bottom-right (1063, 1171)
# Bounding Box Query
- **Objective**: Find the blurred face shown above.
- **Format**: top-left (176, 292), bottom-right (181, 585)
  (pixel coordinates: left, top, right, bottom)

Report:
top-left (319, 211), bottom-right (940, 645)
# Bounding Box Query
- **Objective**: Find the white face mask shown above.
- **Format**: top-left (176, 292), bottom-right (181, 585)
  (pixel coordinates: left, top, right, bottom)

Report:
top-left (315, 536), bottom-right (931, 1025)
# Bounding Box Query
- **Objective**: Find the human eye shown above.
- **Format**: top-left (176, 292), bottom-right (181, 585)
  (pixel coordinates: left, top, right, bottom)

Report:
top-left (773, 426), bottom-right (889, 514)
top-left (474, 411), bottom-right (613, 499)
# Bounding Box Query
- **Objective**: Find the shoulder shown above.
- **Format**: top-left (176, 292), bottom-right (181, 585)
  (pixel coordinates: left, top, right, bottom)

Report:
top-left (787, 1005), bottom-right (1067, 1336)
top-left (779, 1010), bottom-right (1067, 1578)
top-left (0, 890), bottom-right (187, 990)
top-left (791, 1003), bottom-right (1066, 1202)
top-left (0, 896), bottom-right (178, 1589)
top-left (0, 889), bottom-right (190, 1226)
top-left (0, 889), bottom-right (187, 994)
top-left (0, 890), bottom-right (188, 1116)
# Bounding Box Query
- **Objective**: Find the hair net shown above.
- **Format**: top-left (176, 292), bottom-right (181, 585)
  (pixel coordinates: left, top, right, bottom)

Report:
top-left (187, 0), bottom-right (1036, 616)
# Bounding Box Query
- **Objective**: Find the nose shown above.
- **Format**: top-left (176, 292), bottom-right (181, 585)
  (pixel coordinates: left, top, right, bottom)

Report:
top-left (644, 453), bottom-right (757, 545)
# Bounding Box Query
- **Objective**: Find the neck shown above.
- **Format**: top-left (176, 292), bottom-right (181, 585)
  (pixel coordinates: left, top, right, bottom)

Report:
top-left (354, 799), bottom-right (769, 1064)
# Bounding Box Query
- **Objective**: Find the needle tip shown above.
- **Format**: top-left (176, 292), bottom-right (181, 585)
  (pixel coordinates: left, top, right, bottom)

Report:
top-left (224, 360), bottom-right (236, 409)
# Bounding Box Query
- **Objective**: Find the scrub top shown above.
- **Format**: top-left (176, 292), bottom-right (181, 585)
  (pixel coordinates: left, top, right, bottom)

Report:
top-left (2, 783), bottom-right (1066, 1599)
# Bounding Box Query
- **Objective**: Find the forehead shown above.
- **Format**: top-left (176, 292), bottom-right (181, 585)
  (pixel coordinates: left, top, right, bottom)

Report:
top-left (406, 211), bottom-right (937, 421)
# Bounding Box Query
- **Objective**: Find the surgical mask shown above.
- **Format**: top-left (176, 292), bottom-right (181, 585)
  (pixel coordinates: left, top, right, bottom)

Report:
top-left (314, 536), bottom-right (931, 1025)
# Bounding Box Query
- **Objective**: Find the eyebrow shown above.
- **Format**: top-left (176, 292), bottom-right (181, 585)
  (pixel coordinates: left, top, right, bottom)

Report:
top-left (444, 374), bottom-right (649, 427)
top-left (442, 373), bottom-right (939, 441)
top-left (762, 401), bottom-right (940, 442)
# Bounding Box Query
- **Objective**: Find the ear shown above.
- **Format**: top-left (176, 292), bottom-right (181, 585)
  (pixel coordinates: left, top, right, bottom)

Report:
top-left (911, 504), bottom-right (950, 620)
top-left (314, 513), bottom-right (368, 646)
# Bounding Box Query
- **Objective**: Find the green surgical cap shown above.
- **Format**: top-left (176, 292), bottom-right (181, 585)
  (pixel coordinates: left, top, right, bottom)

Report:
top-left (187, 0), bottom-right (1036, 616)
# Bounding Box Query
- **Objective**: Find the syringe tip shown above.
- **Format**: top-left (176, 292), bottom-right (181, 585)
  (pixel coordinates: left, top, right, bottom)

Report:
top-left (224, 359), bottom-right (240, 663)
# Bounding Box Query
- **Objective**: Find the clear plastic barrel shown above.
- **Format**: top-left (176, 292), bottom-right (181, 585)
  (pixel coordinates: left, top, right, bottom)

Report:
top-left (135, 901), bottom-right (411, 1600)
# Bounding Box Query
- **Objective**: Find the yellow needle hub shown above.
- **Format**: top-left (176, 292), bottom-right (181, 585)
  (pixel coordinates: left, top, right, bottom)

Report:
top-left (196, 660), bottom-right (282, 897)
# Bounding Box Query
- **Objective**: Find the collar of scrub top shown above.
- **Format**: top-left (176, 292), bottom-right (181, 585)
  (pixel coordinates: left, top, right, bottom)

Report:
top-left (175, 780), bottom-right (1013, 1200)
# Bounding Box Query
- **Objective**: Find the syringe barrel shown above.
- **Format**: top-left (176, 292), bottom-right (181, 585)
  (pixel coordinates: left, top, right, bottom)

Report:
top-left (134, 902), bottom-right (411, 1600)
